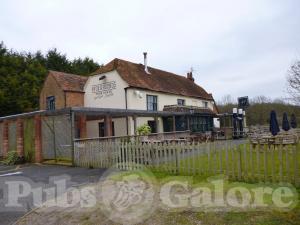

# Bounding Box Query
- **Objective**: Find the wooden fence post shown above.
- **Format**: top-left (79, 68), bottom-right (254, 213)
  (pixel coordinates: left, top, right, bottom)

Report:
top-left (237, 145), bottom-right (242, 181)
top-left (70, 111), bottom-right (75, 166)
top-left (294, 144), bottom-right (298, 186)
top-left (175, 143), bottom-right (179, 175)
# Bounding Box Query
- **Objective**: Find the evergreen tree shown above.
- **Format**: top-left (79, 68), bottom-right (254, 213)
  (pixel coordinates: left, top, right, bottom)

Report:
top-left (0, 42), bottom-right (100, 116)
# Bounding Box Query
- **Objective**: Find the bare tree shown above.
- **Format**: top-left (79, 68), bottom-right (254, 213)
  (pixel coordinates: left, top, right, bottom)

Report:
top-left (218, 94), bottom-right (235, 105)
top-left (287, 60), bottom-right (300, 104)
top-left (250, 95), bottom-right (271, 104)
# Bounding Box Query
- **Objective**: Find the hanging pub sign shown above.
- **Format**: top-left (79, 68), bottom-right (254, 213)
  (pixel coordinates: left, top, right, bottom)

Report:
top-left (238, 96), bottom-right (249, 109)
top-left (92, 81), bottom-right (116, 99)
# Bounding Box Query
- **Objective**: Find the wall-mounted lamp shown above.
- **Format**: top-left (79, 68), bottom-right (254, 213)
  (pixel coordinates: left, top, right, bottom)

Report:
top-left (134, 90), bottom-right (143, 98)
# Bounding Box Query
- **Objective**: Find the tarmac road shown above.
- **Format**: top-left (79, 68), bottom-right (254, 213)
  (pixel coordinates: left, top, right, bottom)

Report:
top-left (0, 164), bottom-right (107, 225)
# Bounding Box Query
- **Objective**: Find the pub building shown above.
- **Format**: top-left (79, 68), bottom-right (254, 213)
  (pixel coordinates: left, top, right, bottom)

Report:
top-left (39, 53), bottom-right (219, 139)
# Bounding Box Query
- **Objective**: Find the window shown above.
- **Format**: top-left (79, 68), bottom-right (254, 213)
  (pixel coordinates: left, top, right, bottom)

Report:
top-left (46, 96), bottom-right (55, 110)
top-left (147, 95), bottom-right (157, 111)
top-left (204, 101), bottom-right (208, 108)
top-left (147, 120), bottom-right (157, 133)
top-left (99, 122), bottom-right (115, 137)
top-left (177, 99), bottom-right (185, 106)
top-left (190, 116), bottom-right (212, 132)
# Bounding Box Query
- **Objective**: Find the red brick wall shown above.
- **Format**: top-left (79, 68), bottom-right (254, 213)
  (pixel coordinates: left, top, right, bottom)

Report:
top-left (3, 121), bottom-right (8, 157)
top-left (39, 74), bottom-right (66, 110)
top-left (77, 115), bottom-right (87, 138)
top-left (40, 74), bottom-right (85, 110)
top-left (16, 118), bottom-right (24, 157)
top-left (65, 92), bottom-right (84, 108)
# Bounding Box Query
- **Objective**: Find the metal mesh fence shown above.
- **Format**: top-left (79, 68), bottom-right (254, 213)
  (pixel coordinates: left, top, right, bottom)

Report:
top-left (8, 121), bottom-right (16, 152)
top-left (0, 123), bottom-right (3, 157)
top-left (42, 114), bottom-right (72, 160)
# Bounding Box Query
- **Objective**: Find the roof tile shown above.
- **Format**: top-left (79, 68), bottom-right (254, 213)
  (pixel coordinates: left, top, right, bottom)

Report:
top-left (49, 70), bottom-right (88, 92)
top-left (92, 58), bottom-right (213, 100)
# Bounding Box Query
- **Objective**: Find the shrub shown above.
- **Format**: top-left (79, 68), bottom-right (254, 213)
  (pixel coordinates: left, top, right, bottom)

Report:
top-left (4, 151), bottom-right (24, 165)
top-left (137, 124), bottom-right (152, 135)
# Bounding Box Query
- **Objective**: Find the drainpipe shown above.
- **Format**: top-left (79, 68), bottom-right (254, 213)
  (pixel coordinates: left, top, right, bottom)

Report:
top-left (125, 88), bottom-right (129, 135)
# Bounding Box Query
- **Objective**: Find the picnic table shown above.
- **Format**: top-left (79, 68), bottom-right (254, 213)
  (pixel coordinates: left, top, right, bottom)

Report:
top-left (250, 133), bottom-right (297, 146)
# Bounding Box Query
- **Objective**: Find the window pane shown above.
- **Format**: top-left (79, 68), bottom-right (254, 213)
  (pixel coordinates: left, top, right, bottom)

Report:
top-left (46, 96), bottom-right (55, 110)
top-left (177, 99), bottom-right (185, 106)
top-left (147, 95), bottom-right (157, 111)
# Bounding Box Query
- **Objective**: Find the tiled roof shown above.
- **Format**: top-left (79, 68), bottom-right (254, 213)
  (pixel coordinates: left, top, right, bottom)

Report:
top-left (91, 58), bottom-right (214, 100)
top-left (49, 70), bottom-right (88, 92)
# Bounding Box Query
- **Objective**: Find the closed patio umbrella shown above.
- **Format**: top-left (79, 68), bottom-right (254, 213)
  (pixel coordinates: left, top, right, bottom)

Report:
top-left (269, 110), bottom-right (280, 136)
top-left (282, 112), bottom-right (290, 131)
top-left (291, 113), bottom-right (297, 128)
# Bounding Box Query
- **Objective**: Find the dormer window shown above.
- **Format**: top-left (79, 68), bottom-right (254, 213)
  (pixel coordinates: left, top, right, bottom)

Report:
top-left (204, 101), bottom-right (208, 108)
top-left (177, 99), bottom-right (185, 106)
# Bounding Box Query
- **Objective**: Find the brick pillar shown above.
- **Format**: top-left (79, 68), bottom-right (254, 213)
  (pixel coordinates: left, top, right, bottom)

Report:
top-left (34, 115), bottom-right (43, 163)
top-left (3, 121), bottom-right (9, 157)
top-left (78, 115), bottom-right (87, 138)
top-left (104, 115), bottom-right (113, 137)
top-left (16, 118), bottom-right (24, 157)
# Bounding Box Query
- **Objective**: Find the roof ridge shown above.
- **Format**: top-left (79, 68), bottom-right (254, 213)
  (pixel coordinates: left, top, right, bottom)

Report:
top-left (114, 58), bottom-right (188, 79)
top-left (49, 70), bottom-right (88, 79)
top-left (48, 70), bottom-right (88, 92)
top-left (91, 58), bottom-right (213, 100)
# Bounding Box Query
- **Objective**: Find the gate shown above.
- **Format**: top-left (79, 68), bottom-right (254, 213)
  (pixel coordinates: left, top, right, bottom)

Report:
top-left (23, 118), bottom-right (35, 162)
top-left (42, 114), bottom-right (72, 161)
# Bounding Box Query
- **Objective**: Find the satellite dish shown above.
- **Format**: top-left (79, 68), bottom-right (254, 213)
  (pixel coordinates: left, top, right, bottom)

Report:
top-left (138, 92), bottom-right (143, 98)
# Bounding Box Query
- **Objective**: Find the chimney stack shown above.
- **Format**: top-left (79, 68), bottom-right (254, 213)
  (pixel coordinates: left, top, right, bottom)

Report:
top-left (143, 52), bottom-right (150, 74)
top-left (187, 72), bottom-right (194, 82)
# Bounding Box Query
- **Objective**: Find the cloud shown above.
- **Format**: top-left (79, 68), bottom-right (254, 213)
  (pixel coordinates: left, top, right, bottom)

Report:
top-left (1, 0), bottom-right (300, 101)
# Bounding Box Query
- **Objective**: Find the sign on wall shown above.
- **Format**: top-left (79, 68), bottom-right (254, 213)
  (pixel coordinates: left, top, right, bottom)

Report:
top-left (92, 81), bottom-right (117, 99)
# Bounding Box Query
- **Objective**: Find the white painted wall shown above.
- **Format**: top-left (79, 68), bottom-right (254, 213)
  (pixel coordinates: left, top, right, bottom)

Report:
top-left (85, 70), bottom-right (214, 111)
top-left (214, 118), bottom-right (220, 128)
top-left (86, 120), bottom-right (101, 138)
top-left (84, 70), bottom-right (129, 109)
top-left (86, 118), bottom-right (128, 138)
top-left (84, 70), bottom-right (215, 137)
top-left (127, 116), bottom-right (164, 135)
top-left (126, 88), bottom-right (214, 111)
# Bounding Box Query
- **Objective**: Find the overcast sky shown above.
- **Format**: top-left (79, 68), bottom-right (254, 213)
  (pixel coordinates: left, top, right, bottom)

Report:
top-left (1, 0), bottom-right (300, 102)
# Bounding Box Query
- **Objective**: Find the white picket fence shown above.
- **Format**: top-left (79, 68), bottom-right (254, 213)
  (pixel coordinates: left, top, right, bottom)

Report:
top-left (74, 139), bottom-right (300, 186)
